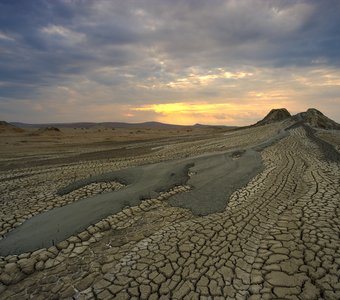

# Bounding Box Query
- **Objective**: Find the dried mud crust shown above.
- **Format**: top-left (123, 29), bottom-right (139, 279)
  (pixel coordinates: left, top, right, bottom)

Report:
top-left (80, 127), bottom-right (339, 300)
top-left (0, 122), bottom-right (284, 241)
top-left (0, 124), bottom-right (339, 299)
top-left (0, 124), bottom-right (284, 254)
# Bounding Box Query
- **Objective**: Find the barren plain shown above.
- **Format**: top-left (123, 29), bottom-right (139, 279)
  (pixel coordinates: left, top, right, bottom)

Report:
top-left (0, 116), bottom-right (339, 299)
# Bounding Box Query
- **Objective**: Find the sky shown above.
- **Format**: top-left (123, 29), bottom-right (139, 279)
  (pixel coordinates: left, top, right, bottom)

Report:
top-left (0, 0), bottom-right (339, 126)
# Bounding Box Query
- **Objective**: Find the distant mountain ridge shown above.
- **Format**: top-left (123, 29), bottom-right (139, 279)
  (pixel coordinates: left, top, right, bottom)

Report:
top-left (0, 121), bottom-right (25, 133)
top-left (11, 121), bottom-right (188, 129)
top-left (193, 123), bottom-right (237, 129)
top-left (7, 108), bottom-right (340, 131)
top-left (11, 121), bottom-right (236, 129)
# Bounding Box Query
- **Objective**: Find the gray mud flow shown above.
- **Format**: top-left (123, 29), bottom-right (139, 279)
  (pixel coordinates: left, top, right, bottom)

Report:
top-left (0, 159), bottom-right (190, 255)
top-left (168, 149), bottom-right (263, 215)
top-left (0, 149), bottom-right (263, 255)
top-left (0, 124), bottom-right (296, 256)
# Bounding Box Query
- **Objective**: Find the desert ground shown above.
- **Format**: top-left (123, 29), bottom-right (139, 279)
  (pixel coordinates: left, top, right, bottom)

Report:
top-left (0, 113), bottom-right (339, 299)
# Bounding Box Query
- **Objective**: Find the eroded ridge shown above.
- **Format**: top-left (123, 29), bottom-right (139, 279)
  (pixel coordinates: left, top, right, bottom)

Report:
top-left (87, 127), bottom-right (339, 299)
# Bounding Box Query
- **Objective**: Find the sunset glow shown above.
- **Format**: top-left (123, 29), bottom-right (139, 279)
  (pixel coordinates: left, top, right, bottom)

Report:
top-left (133, 102), bottom-right (289, 125)
top-left (0, 1), bottom-right (339, 125)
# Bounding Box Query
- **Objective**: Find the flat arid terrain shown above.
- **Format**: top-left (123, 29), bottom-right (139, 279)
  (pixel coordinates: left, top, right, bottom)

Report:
top-left (0, 108), bottom-right (339, 299)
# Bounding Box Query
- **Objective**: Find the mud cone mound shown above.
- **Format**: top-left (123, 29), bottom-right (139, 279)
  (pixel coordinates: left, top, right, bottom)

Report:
top-left (37, 127), bottom-right (62, 134)
top-left (255, 108), bottom-right (291, 126)
top-left (297, 108), bottom-right (340, 130)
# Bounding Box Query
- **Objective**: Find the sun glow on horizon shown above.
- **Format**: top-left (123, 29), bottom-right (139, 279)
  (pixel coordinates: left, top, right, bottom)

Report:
top-left (132, 102), bottom-right (289, 126)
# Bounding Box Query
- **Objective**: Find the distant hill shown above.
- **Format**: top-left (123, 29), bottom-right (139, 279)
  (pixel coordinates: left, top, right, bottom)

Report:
top-left (11, 121), bottom-right (236, 129)
top-left (11, 121), bottom-right (183, 129)
top-left (193, 123), bottom-right (237, 129)
top-left (0, 121), bottom-right (25, 133)
top-left (10, 109), bottom-right (340, 131)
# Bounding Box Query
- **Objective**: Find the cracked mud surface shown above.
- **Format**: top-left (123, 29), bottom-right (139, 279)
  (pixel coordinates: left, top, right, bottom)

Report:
top-left (0, 123), bottom-right (339, 299)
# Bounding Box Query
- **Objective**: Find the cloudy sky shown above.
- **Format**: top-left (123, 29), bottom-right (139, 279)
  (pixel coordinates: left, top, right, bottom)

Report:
top-left (0, 0), bottom-right (339, 125)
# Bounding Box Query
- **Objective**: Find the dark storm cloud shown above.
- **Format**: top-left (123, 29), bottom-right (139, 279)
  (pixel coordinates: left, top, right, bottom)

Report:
top-left (0, 0), bottom-right (339, 123)
top-left (151, 0), bottom-right (340, 68)
top-left (0, 0), bottom-right (144, 98)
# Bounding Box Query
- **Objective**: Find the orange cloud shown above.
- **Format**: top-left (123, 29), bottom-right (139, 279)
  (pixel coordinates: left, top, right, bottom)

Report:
top-left (151, 68), bottom-right (254, 89)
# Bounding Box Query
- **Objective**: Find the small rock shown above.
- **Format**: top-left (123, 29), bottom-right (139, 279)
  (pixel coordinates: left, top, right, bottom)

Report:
top-left (139, 284), bottom-right (151, 299)
top-left (96, 220), bottom-right (110, 231)
top-left (266, 271), bottom-right (306, 287)
top-left (78, 231), bottom-right (91, 242)
top-left (172, 281), bottom-right (191, 298)
top-left (300, 281), bottom-right (320, 299)
top-left (275, 234), bottom-right (294, 241)
top-left (0, 270), bottom-right (24, 285)
top-left (17, 258), bottom-right (36, 275)
top-left (159, 263), bottom-right (174, 278)
top-left (35, 261), bottom-right (45, 271)
top-left (44, 258), bottom-right (58, 269)
top-left (96, 289), bottom-right (113, 299)
top-left (68, 236), bottom-right (81, 243)
top-left (274, 286), bottom-right (301, 297)
top-left (56, 240), bottom-right (69, 250)
top-left (60, 285), bottom-right (75, 298)
top-left (18, 253), bottom-right (30, 259)
top-left (75, 273), bottom-right (97, 291)
top-left (93, 278), bottom-right (111, 290)
top-left (5, 256), bottom-right (17, 263)
top-left (37, 250), bottom-right (53, 261)
top-left (108, 284), bottom-right (124, 294)
top-left (0, 273), bottom-right (12, 285)
top-left (266, 254), bottom-right (289, 264)
top-left (70, 246), bottom-right (87, 257)
top-left (4, 262), bottom-right (19, 274)
top-left (87, 226), bottom-right (97, 235)
top-left (31, 248), bottom-right (46, 257)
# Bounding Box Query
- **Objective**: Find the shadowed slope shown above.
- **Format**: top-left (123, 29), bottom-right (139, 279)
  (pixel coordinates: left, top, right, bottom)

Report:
top-left (294, 108), bottom-right (340, 130)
